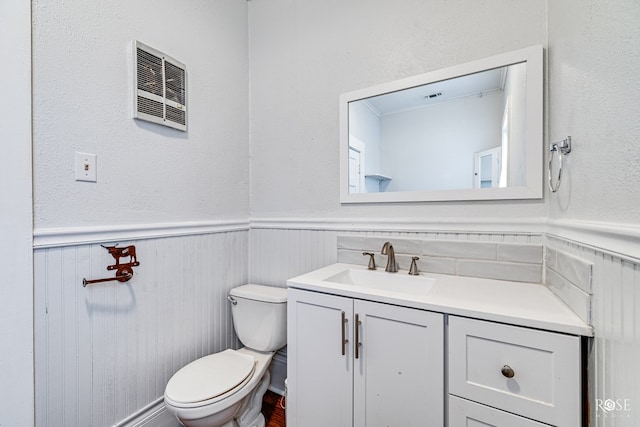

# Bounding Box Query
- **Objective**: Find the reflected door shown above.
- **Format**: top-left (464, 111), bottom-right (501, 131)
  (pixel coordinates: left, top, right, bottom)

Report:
top-left (473, 147), bottom-right (502, 188)
top-left (348, 136), bottom-right (366, 193)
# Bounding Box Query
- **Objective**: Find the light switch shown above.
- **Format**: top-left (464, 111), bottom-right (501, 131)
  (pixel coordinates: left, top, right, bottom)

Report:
top-left (75, 152), bottom-right (97, 182)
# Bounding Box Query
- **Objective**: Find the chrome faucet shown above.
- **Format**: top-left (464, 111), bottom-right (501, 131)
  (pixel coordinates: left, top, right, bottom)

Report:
top-left (381, 242), bottom-right (397, 273)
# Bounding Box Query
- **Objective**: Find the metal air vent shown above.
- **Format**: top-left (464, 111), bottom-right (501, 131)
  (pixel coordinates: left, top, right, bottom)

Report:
top-left (133, 41), bottom-right (187, 131)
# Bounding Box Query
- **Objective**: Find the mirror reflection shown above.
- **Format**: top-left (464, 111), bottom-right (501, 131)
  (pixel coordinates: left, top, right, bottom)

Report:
top-left (340, 45), bottom-right (543, 203)
top-left (348, 62), bottom-right (527, 194)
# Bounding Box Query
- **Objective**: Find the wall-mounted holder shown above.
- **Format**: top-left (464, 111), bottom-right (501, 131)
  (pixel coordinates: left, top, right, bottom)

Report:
top-left (548, 136), bottom-right (572, 193)
top-left (83, 244), bottom-right (140, 287)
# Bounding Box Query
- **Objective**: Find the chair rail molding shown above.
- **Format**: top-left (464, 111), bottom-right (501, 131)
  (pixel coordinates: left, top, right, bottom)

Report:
top-left (33, 217), bottom-right (640, 262)
top-left (249, 216), bottom-right (547, 234)
top-left (546, 218), bottom-right (640, 263)
top-left (33, 219), bottom-right (250, 248)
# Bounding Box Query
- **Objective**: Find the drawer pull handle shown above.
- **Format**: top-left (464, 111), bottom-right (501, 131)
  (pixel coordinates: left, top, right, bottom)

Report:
top-left (501, 365), bottom-right (515, 378)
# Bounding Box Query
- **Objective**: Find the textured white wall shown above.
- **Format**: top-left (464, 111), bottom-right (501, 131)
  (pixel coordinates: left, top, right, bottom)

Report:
top-left (248, 0), bottom-right (547, 219)
top-left (547, 1), bottom-right (640, 225)
top-left (547, 4), bottom-right (640, 425)
top-left (0, 1), bottom-right (34, 425)
top-left (32, 0), bottom-right (250, 228)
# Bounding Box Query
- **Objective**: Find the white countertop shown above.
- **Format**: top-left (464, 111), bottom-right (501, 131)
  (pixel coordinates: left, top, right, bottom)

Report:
top-left (287, 263), bottom-right (593, 337)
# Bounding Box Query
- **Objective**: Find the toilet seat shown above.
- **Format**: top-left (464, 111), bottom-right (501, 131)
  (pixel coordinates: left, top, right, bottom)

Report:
top-left (165, 349), bottom-right (256, 407)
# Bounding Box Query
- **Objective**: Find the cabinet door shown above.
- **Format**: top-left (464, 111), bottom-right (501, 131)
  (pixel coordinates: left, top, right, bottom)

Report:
top-left (287, 289), bottom-right (353, 427)
top-left (353, 300), bottom-right (444, 427)
top-left (449, 395), bottom-right (548, 427)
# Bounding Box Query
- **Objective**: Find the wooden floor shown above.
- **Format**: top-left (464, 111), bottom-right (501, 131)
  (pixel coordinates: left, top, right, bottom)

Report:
top-left (263, 390), bottom-right (286, 427)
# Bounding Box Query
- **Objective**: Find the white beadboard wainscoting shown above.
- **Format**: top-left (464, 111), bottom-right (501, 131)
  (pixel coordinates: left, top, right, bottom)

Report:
top-left (248, 227), bottom-right (339, 287)
top-left (34, 223), bottom-right (249, 427)
top-left (32, 218), bottom-right (640, 426)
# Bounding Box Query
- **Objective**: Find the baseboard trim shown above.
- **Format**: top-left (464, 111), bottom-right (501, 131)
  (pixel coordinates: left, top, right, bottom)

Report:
top-left (33, 219), bottom-right (250, 248)
top-left (113, 397), bottom-right (170, 427)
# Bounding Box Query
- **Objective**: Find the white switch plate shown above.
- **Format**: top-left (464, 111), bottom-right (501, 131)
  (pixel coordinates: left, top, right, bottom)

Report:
top-left (75, 152), bottom-right (97, 182)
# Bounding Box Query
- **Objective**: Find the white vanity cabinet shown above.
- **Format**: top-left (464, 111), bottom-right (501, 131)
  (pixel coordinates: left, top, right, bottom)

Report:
top-left (286, 263), bottom-right (590, 427)
top-left (287, 288), bottom-right (444, 427)
top-left (448, 316), bottom-right (582, 427)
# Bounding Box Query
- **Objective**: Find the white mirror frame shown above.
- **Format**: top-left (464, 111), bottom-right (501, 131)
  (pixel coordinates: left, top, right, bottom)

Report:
top-left (339, 45), bottom-right (543, 203)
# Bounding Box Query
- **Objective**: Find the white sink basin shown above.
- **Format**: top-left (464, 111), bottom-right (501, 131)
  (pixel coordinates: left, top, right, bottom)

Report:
top-left (324, 268), bottom-right (435, 295)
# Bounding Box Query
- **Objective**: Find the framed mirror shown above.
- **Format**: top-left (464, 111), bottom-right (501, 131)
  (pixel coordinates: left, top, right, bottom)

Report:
top-left (340, 45), bottom-right (543, 203)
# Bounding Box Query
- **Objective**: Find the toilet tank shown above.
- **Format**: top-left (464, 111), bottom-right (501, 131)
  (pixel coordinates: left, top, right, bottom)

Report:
top-left (229, 284), bottom-right (287, 352)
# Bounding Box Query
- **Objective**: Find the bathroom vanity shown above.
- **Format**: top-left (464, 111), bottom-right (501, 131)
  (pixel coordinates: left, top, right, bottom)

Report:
top-left (286, 263), bottom-right (591, 427)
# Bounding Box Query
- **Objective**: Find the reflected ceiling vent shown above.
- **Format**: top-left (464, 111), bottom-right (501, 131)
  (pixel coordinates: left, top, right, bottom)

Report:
top-left (424, 92), bottom-right (442, 99)
top-left (133, 41), bottom-right (187, 132)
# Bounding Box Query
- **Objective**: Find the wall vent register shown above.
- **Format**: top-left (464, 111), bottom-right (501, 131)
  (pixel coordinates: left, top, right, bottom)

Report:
top-left (133, 40), bottom-right (187, 131)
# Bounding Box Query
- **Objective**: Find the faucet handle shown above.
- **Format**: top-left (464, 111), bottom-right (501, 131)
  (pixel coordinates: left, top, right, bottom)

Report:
top-left (363, 252), bottom-right (376, 270)
top-left (409, 256), bottom-right (420, 275)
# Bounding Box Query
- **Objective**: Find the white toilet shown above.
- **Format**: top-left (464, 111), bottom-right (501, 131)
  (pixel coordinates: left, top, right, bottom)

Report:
top-left (164, 284), bottom-right (287, 427)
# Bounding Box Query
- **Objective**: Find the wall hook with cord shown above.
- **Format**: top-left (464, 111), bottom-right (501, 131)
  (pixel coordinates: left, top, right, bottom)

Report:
top-left (548, 136), bottom-right (571, 193)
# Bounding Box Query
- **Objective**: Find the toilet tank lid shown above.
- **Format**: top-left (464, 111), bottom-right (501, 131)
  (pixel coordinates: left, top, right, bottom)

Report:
top-left (230, 284), bottom-right (287, 303)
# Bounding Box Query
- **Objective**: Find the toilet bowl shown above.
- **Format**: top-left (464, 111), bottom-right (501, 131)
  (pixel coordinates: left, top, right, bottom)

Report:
top-left (164, 284), bottom-right (287, 427)
top-left (164, 348), bottom-right (274, 427)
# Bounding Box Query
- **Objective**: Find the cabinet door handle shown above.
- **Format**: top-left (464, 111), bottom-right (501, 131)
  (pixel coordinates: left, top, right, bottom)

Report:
top-left (341, 311), bottom-right (348, 356)
top-left (355, 313), bottom-right (361, 359)
top-left (501, 365), bottom-right (515, 378)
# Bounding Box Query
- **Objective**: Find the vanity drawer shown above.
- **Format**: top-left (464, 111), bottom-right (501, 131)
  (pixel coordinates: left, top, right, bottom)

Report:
top-left (448, 316), bottom-right (581, 426)
top-left (449, 395), bottom-right (548, 427)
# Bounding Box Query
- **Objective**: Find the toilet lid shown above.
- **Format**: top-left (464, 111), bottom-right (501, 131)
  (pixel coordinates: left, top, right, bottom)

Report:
top-left (165, 349), bottom-right (256, 404)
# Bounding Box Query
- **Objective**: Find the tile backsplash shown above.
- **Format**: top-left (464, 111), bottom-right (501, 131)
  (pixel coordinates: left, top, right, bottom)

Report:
top-left (544, 243), bottom-right (593, 324)
top-left (337, 235), bottom-right (543, 283)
